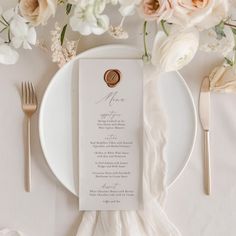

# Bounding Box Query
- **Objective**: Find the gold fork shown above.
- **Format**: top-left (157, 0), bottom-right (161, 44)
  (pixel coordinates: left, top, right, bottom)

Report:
top-left (21, 82), bottom-right (38, 192)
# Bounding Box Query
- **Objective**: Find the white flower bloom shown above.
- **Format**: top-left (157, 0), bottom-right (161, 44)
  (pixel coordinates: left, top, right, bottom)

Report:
top-left (200, 26), bottom-right (234, 56)
top-left (10, 15), bottom-right (37, 49)
top-left (119, 0), bottom-right (141, 16)
top-left (209, 64), bottom-right (236, 93)
top-left (0, 43), bottom-right (19, 65)
top-left (152, 27), bottom-right (199, 72)
top-left (69, 2), bottom-right (109, 35)
top-left (3, 8), bottom-right (37, 49)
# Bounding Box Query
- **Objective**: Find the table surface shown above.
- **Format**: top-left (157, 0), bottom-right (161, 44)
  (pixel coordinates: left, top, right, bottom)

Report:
top-left (1, 1), bottom-right (236, 236)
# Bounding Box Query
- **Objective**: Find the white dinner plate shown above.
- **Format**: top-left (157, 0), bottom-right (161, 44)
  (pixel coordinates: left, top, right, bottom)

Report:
top-left (39, 45), bottom-right (197, 195)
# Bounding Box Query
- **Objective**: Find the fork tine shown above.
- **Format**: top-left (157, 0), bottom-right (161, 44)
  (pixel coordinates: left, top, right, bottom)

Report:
top-left (24, 82), bottom-right (27, 104)
top-left (31, 83), bottom-right (37, 105)
top-left (28, 82), bottom-right (32, 104)
top-left (21, 82), bottom-right (24, 104)
top-left (30, 82), bottom-right (34, 104)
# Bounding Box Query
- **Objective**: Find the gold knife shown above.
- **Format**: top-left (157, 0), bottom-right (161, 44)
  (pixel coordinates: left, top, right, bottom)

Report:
top-left (199, 77), bottom-right (211, 195)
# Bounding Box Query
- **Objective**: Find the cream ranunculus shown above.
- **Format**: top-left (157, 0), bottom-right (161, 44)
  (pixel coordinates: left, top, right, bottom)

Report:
top-left (19, 0), bottom-right (57, 26)
top-left (151, 27), bottom-right (199, 72)
top-left (170, 0), bottom-right (222, 29)
top-left (139, 0), bottom-right (174, 21)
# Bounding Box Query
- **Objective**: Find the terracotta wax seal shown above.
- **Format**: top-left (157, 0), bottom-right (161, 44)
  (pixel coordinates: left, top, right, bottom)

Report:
top-left (104, 69), bottom-right (121, 88)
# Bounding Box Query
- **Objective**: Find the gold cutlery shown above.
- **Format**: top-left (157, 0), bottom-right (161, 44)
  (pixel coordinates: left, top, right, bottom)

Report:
top-left (199, 77), bottom-right (211, 195)
top-left (21, 82), bottom-right (38, 192)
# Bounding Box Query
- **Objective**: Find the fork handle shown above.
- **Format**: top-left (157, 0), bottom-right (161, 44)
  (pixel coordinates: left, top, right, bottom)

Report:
top-left (26, 117), bottom-right (31, 192)
top-left (204, 130), bottom-right (211, 195)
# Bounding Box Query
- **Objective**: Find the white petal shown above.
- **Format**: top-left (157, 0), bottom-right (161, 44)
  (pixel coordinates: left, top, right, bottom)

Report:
top-left (119, 4), bottom-right (136, 16)
top-left (27, 27), bottom-right (37, 45)
top-left (2, 8), bottom-right (15, 22)
top-left (23, 41), bottom-right (32, 49)
top-left (151, 31), bottom-right (167, 66)
top-left (92, 15), bottom-right (109, 35)
top-left (94, 0), bottom-right (106, 14)
top-left (10, 17), bottom-right (28, 37)
top-left (70, 16), bottom-right (92, 35)
top-left (0, 44), bottom-right (19, 64)
top-left (12, 37), bottom-right (23, 49)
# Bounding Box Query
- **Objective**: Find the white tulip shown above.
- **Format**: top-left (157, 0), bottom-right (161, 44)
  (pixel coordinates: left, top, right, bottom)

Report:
top-left (152, 28), bottom-right (199, 72)
top-left (0, 43), bottom-right (19, 65)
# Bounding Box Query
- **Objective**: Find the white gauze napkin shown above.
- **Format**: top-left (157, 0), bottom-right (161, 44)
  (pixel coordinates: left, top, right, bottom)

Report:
top-left (0, 229), bottom-right (24, 236)
top-left (76, 66), bottom-right (181, 236)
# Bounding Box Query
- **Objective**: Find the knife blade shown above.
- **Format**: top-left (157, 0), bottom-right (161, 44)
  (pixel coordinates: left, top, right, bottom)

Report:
top-left (199, 77), bottom-right (210, 131)
top-left (199, 76), bottom-right (211, 195)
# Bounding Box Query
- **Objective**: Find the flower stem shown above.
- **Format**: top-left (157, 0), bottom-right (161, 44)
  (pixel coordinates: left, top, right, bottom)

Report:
top-left (161, 20), bottom-right (169, 36)
top-left (0, 19), bottom-right (7, 27)
top-left (0, 26), bottom-right (7, 34)
top-left (1, 16), bottom-right (9, 26)
top-left (224, 22), bottom-right (236, 28)
top-left (119, 16), bottom-right (126, 27)
top-left (7, 27), bottom-right (11, 43)
top-left (142, 21), bottom-right (150, 62)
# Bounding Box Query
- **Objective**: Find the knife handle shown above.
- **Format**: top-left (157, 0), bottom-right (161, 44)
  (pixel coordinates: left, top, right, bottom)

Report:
top-left (204, 130), bottom-right (211, 195)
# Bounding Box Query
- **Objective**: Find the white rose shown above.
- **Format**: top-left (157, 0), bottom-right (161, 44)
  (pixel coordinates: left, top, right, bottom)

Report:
top-left (170, 0), bottom-right (228, 29)
top-left (152, 27), bottom-right (199, 72)
top-left (0, 43), bottom-right (19, 65)
top-left (19, 0), bottom-right (57, 26)
top-left (138, 0), bottom-right (175, 22)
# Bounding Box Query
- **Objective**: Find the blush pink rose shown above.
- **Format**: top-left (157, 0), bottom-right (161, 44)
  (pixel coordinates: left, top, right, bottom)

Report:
top-left (139, 0), bottom-right (175, 21)
top-left (19, 0), bottom-right (57, 26)
top-left (169, 0), bottom-right (228, 29)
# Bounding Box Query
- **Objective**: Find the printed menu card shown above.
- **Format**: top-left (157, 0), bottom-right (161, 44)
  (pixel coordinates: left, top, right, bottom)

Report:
top-left (79, 59), bottom-right (143, 211)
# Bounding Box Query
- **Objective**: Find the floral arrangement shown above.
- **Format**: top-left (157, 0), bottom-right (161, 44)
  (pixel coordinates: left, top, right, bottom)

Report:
top-left (0, 0), bottom-right (236, 73)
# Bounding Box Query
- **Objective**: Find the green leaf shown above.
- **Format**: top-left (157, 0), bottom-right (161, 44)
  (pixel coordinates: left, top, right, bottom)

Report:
top-left (224, 57), bottom-right (233, 66)
top-left (66, 3), bottom-right (72, 15)
top-left (215, 21), bottom-right (226, 40)
top-left (231, 27), bottom-right (236, 35)
top-left (60, 24), bottom-right (67, 45)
